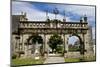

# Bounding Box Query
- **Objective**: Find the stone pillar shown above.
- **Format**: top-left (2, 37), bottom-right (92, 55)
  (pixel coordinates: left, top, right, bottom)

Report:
top-left (63, 34), bottom-right (69, 57)
top-left (60, 34), bottom-right (64, 52)
top-left (40, 34), bottom-right (45, 55)
top-left (64, 34), bottom-right (69, 52)
top-left (78, 34), bottom-right (85, 55)
top-left (12, 35), bottom-right (15, 54)
top-left (15, 35), bottom-right (20, 52)
top-left (22, 34), bottom-right (24, 51)
top-left (22, 34), bottom-right (30, 57)
top-left (44, 34), bottom-right (47, 52)
top-left (84, 28), bottom-right (94, 56)
top-left (80, 34), bottom-right (85, 55)
top-left (43, 34), bottom-right (48, 58)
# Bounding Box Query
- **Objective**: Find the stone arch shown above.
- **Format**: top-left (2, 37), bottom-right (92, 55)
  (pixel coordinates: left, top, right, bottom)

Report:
top-left (68, 34), bottom-right (82, 52)
top-left (27, 34), bottom-right (43, 44)
top-left (71, 34), bottom-right (82, 44)
top-left (68, 33), bottom-right (85, 54)
top-left (26, 34), bottom-right (44, 55)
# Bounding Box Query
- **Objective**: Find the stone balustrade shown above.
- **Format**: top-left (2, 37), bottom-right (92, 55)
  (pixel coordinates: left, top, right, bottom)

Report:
top-left (19, 22), bottom-right (88, 29)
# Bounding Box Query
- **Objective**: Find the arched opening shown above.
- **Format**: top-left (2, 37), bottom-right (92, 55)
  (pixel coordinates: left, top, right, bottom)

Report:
top-left (48, 34), bottom-right (63, 54)
top-left (68, 35), bottom-right (82, 52)
top-left (27, 34), bottom-right (43, 55)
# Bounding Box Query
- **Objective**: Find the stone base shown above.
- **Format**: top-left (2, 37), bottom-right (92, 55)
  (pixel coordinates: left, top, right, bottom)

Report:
top-left (84, 52), bottom-right (95, 61)
top-left (64, 51), bottom-right (95, 61)
top-left (64, 53), bottom-right (67, 58)
top-left (35, 56), bottom-right (40, 60)
top-left (65, 52), bottom-right (81, 58)
top-left (44, 53), bottom-right (48, 59)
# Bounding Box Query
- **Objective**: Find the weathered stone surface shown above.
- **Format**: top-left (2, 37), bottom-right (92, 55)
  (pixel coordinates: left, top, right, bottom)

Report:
top-left (66, 52), bottom-right (81, 58)
top-left (12, 15), bottom-right (94, 58)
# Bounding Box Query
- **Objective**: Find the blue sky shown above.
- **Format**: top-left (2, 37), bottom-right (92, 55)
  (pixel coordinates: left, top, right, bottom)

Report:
top-left (12, 1), bottom-right (96, 44)
top-left (68, 36), bottom-right (79, 45)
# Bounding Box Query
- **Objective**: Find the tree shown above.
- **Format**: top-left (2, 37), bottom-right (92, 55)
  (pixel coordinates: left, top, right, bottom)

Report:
top-left (48, 33), bottom-right (63, 53)
top-left (31, 34), bottom-right (43, 44)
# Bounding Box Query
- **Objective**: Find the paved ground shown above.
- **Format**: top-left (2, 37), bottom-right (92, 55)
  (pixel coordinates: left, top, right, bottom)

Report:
top-left (44, 56), bottom-right (65, 64)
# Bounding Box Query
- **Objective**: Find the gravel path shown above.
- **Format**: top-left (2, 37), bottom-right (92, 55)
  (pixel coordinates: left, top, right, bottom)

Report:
top-left (44, 56), bottom-right (65, 64)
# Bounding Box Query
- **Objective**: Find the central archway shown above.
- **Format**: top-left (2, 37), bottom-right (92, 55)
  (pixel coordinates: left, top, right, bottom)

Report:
top-left (48, 34), bottom-right (63, 55)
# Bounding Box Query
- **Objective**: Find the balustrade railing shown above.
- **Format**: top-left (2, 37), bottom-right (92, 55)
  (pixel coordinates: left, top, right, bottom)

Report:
top-left (19, 22), bottom-right (88, 29)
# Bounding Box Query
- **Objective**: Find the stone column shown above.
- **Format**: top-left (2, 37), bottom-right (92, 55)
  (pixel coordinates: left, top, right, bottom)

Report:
top-left (44, 34), bottom-right (48, 58)
top-left (22, 34), bottom-right (24, 51)
top-left (22, 34), bottom-right (30, 58)
top-left (84, 28), bottom-right (94, 57)
top-left (64, 34), bottom-right (69, 52)
top-left (40, 34), bottom-right (45, 55)
top-left (15, 35), bottom-right (20, 52)
top-left (78, 34), bottom-right (85, 55)
top-left (22, 34), bottom-right (26, 58)
top-left (63, 34), bottom-right (69, 57)
top-left (44, 34), bottom-right (46, 52)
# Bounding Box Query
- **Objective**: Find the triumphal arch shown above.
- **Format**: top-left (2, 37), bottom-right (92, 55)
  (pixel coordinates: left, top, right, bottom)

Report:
top-left (12, 12), bottom-right (94, 58)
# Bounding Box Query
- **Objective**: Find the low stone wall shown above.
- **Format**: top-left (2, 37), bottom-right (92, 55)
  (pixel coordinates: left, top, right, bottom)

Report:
top-left (84, 52), bottom-right (95, 60)
top-left (66, 52), bottom-right (81, 58)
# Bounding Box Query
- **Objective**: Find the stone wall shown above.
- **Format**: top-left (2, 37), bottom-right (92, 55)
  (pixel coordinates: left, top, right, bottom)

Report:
top-left (66, 52), bottom-right (81, 58)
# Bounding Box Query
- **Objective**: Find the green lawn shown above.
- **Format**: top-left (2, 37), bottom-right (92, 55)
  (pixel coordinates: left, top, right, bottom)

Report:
top-left (65, 56), bottom-right (96, 63)
top-left (65, 58), bottom-right (80, 62)
top-left (11, 57), bottom-right (45, 66)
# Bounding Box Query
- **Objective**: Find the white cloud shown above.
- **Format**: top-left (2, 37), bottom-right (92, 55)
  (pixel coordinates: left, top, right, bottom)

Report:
top-left (68, 36), bottom-right (79, 45)
top-left (12, 1), bottom-right (96, 39)
top-left (55, 4), bottom-right (95, 17)
top-left (12, 1), bottom-right (95, 23)
top-left (12, 2), bottom-right (96, 23)
top-left (54, 4), bottom-right (95, 23)
top-left (47, 13), bottom-right (71, 21)
top-left (12, 1), bottom-right (44, 21)
top-left (12, 1), bottom-right (71, 21)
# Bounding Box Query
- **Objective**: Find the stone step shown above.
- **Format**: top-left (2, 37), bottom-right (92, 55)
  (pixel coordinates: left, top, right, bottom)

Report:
top-left (44, 57), bottom-right (64, 64)
top-left (48, 54), bottom-right (62, 57)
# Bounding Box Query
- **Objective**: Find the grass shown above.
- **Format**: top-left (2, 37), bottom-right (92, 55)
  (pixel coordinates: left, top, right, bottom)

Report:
top-left (65, 58), bottom-right (80, 62)
top-left (65, 56), bottom-right (96, 63)
top-left (68, 47), bottom-right (80, 52)
top-left (11, 57), bottom-right (45, 66)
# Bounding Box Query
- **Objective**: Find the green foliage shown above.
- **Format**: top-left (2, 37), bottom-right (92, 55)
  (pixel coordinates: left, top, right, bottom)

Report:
top-left (31, 34), bottom-right (43, 44)
top-left (48, 33), bottom-right (63, 52)
top-left (56, 45), bottom-right (63, 53)
top-left (11, 58), bottom-right (45, 66)
top-left (69, 47), bottom-right (80, 52)
top-left (65, 58), bottom-right (80, 62)
top-left (68, 45), bottom-right (80, 52)
top-left (64, 50), bottom-right (67, 53)
top-left (12, 53), bottom-right (17, 59)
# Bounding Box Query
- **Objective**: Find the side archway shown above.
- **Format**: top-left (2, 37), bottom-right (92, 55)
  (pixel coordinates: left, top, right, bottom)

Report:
top-left (27, 34), bottom-right (43, 55)
top-left (67, 34), bottom-right (84, 54)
